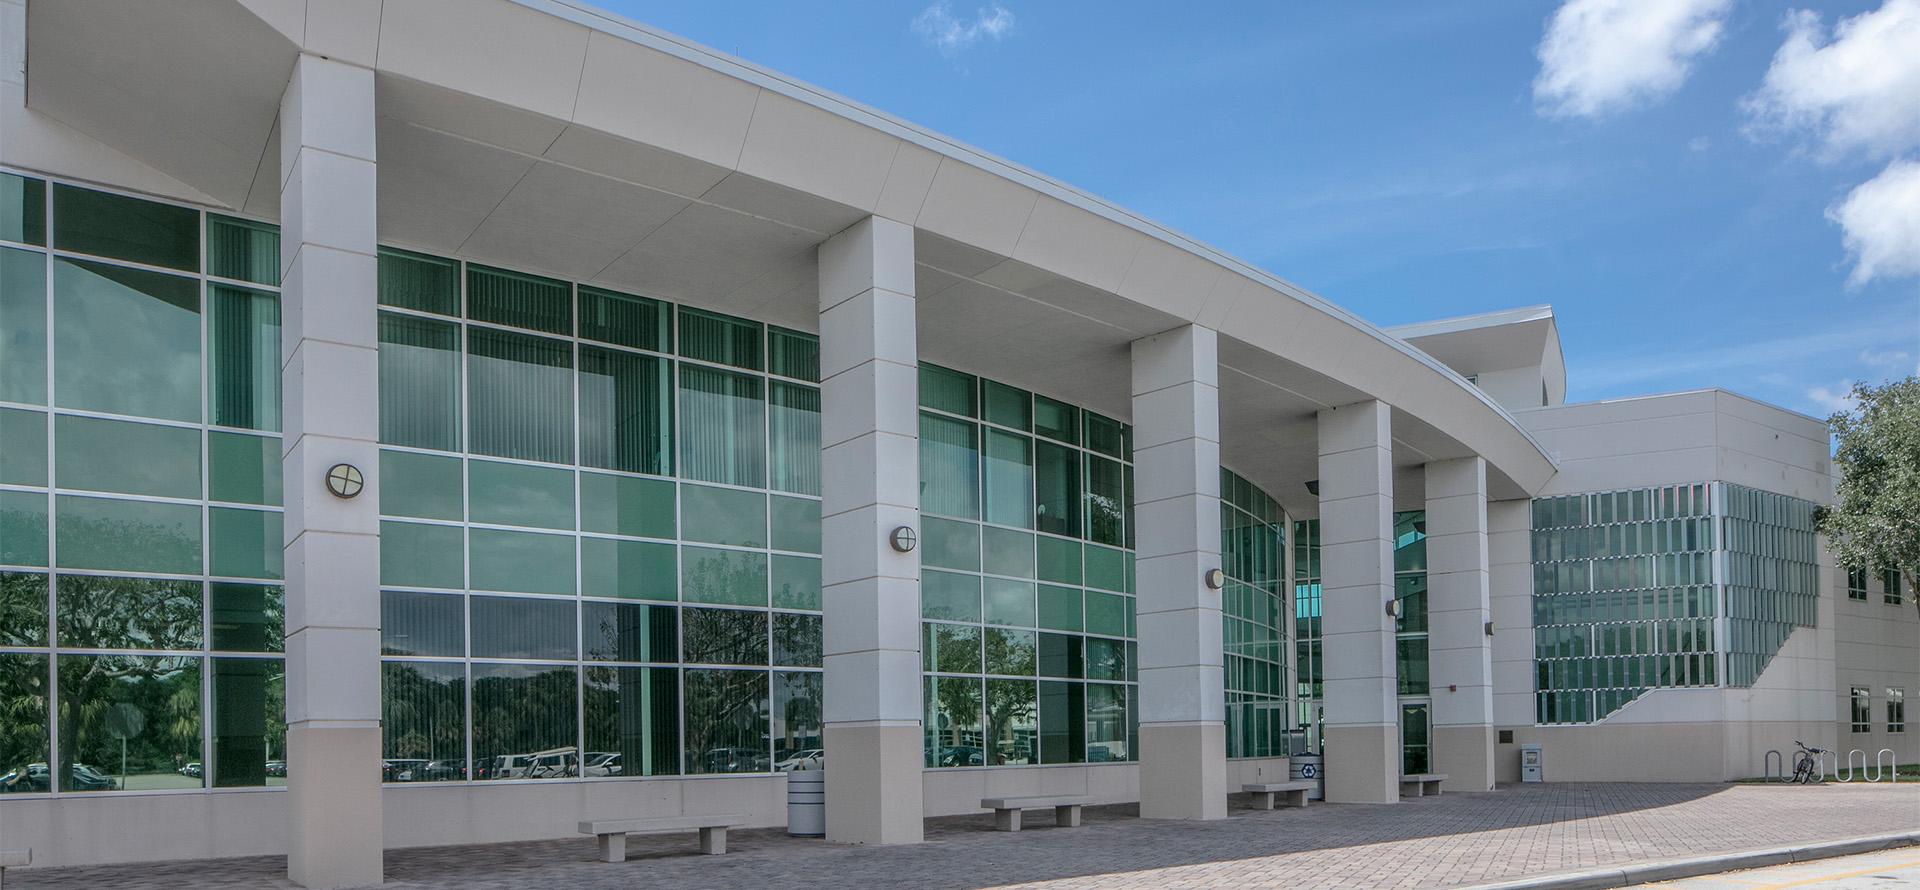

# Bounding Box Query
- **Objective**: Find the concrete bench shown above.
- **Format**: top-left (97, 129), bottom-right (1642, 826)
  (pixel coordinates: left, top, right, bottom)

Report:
top-left (1400, 773), bottom-right (1447, 798)
top-left (0, 849), bottom-right (29, 890)
top-left (981, 795), bottom-right (1092, 831)
top-left (578, 814), bottom-right (741, 862)
top-left (1242, 780), bottom-right (1315, 810)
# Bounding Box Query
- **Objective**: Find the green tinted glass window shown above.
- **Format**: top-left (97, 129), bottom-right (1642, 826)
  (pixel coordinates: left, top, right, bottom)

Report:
top-left (578, 286), bottom-right (669, 352)
top-left (469, 664), bottom-right (578, 775)
top-left (1085, 545), bottom-right (1126, 592)
top-left (381, 660), bottom-right (466, 773)
top-left (678, 365), bottom-right (764, 487)
top-left (681, 546), bottom-right (768, 606)
top-left (985, 578), bottom-right (1037, 627)
top-left (206, 215), bottom-right (279, 286)
top-left (58, 654), bottom-right (201, 790)
top-left (468, 459), bottom-right (574, 530)
top-left (0, 491), bottom-right (47, 567)
top-left (1085, 591), bottom-right (1126, 637)
top-left (378, 449), bottom-right (462, 521)
top-left (468, 328), bottom-right (572, 464)
top-left (53, 184), bottom-right (198, 271)
top-left (771, 555), bottom-right (821, 610)
top-left (769, 495), bottom-right (821, 554)
top-left (578, 472), bottom-right (674, 539)
top-left (678, 307), bottom-right (761, 370)
top-left (981, 380), bottom-right (1030, 430)
top-left (584, 666), bottom-right (679, 776)
top-left (681, 484), bottom-right (767, 548)
top-left (579, 346), bottom-right (671, 476)
top-left (0, 247), bottom-right (47, 404)
top-left (1038, 633), bottom-right (1082, 678)
top-left (925, 622), bottom-right (982, 673)
top-left (922, 570), bottom-right (981, 621)
top-left (1036, 536), bottom-right (1082, 585)
top-left (682, 609), bottom-right (768, 666)
top-left (768, 382), bottom-right (820, 496)
top-left (379, 521), bottom-right (464, 589)
top-left (984, 627), bottom-right (1036, 676)
top-left (919, 364), bottom-right (976, 416)
top-left (983, 429), bottom-right (1034, 528)
top-left (57, 575), bottom-right (202, 650)
top-left (1034, 442), bottom-right (1081, 538)
top-left (1033, 395), bottom-right (1078, 444)
top-left (581, 537), bottom-right (676, 601)
top-left (55, 415), bottom-right (200, 499)
top-left (210, 657), bottom-right (286, 787)
top-left (767, 327), bottom-right (819, 382)
top-left (920, 413), bottom-right (979, 519)
top-left (983, 526), bottom-right (1035, 579)
top-left (209, 431), bottom-right (281, 506)
top-left (381, 590), bottom-right (464, 657)
top-left (53, 258), bottom-right (200, 422)
top-left (1086, 456), bottom-right (1126, 547)
top-left (56, 495), bottom-right (199, 574)
top-left (0, 408), bottom-right (47, 486)
top-left (923, 517), bottom-right (981, 572)
top-left (378, 312), bottom-right (461, 451)
top-left (772, 612), bottom-right (821, 667)
top-left (469, 528), bottom-right (575, 595)
top-left (1, 173), bottom-right (45, 245)
top-left (471, 596), bottom-right (576, 660)
top-left (468, 264), bottom-right (570, 335)
top-left (210, 583), bottom-right (284, 652)
top-left (583, 601), bottom-right (677, 662)
top-left (1038, 680), bottom-right (1085, 763)
top-left (682, 668), bottom-right (768, 773)
top-left (210, 508), bottom-right (283, 580)
top-left (1037, 584), bottom-right (1082, 632)
top-left (208, 284), bottom-right (281, 431)
top-left (0, 572), bottom-right (47, 646)
top-left (0, 654), bottom-right (48, 779)
top-left (1084, 412), bottom-right (1124, 459)
top-left (377, 247), bottom-right (459, 316)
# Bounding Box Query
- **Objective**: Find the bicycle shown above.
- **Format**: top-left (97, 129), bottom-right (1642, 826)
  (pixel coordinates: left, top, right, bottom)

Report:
top-left (1791, 740), bottom-right (1829, 784)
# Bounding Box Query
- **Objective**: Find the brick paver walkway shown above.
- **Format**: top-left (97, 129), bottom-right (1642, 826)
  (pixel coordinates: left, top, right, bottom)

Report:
top-left (12, 783), bottom-right (1919, 889)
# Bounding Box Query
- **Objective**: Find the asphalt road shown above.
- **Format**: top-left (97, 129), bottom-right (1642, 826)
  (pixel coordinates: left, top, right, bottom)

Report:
top-left (1651, 848), bottom-right (1920, 888)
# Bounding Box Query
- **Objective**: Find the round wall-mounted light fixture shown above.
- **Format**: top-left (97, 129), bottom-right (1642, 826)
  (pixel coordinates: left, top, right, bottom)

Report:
top-left (1384, 598), bottom-right (1403, 619)
top-left (1203, 568), bottom-right (1226, 590)
top-left (325, 463), bottom-right (364, 499)
top-left (889, 525), bottom-right (918, 553)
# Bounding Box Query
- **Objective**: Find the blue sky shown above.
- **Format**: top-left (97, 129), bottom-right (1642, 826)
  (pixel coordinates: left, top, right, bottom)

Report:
top-left (597, 0), bottom-right (1920, 416)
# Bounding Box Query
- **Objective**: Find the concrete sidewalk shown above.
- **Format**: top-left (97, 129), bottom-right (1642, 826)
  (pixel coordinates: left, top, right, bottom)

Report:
top-left (9, 782), bottom-right (1918, 889)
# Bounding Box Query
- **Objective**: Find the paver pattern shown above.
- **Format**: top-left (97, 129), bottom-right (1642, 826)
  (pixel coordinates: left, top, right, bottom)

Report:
top-left (11, 783), bottom-right (1918, 889)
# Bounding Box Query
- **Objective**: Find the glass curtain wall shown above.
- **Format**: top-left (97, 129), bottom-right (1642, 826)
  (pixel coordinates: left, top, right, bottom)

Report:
top-left (375, 251), bottom-right (824, 782)
top-left (0, 172), bottom-right (286, 796)
top-left (918, 365), bottom-right (1139, 768)
top-left (1220, 468), bottom-right (1289, 759)
top-left (1531, 484), bottom-right (1717, 724)
top-left (1720, 484), bottom-right (1817, 688)
top-left (1392, 511), bottom-right (1429, 773)
top-left (1292, 519), bottom-right (1322, 750)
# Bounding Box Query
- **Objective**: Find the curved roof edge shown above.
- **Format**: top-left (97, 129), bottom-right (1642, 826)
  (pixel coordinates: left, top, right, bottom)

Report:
top-left (524, 0), bottom-right (1558, 490)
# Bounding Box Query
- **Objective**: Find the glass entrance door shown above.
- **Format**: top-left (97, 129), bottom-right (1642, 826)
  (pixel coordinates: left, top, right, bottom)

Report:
top-left (1399, 701), bottom-right (1430, 775)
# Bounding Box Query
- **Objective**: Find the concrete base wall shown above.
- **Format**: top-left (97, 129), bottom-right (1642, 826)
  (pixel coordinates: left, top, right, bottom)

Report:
top-left (824, 723), bottom-right (924, 844)
top-left (1433, 725), bottom-right (1496, 791)
top-left (1138, 722), bottom-right (1229, 820)
top-left (1324, 724), bottom-right (1399, 803)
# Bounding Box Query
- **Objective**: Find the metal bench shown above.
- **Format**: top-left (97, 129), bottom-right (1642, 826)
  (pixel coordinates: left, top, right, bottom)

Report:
top-left (0, 849), bottom-right (29, 890)
top-left (980, 794), bottom-right (1092, 831)
top-left (1400, 773), bottom-right (1447, 798)
top-left (1241, 780), bottom-right (1315, 809)
top-left (578, 814), bottom-right (741, 863)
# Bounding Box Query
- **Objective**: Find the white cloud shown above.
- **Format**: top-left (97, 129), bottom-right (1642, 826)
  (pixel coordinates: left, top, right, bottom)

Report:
top-left (1744, 0), bottom-right (1920, 161)
top-left (1533, 0), bottom-right (1732, 119)
top-left (1827, 158), bottom-right (1920, 285)
top-left (1805, 380), bottom-right (1860, 415)
top-left (1860, 347), bottom-right (1914, 369)
top-left (911, 3), bottom-right (1014, 56)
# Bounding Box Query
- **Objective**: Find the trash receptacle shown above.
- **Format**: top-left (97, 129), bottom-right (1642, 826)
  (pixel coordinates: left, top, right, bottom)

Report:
top-left (1289, 753), bottom-right (1325, 801)
top-left (1520, 744), bottom-right (1544, 783)
top-left (787, 769), bottom-right (825, 837)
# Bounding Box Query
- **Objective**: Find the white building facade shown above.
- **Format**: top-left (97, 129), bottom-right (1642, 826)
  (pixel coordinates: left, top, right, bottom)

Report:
top-left (0, 2), bottom-right (1911, 886)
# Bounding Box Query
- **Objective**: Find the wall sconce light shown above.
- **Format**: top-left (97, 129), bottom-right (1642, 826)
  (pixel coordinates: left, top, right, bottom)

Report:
top-left (325, 463), bottom-right (364, 499)
top-left (1385, 598), bottom-right (1403, 619)
top-left (1485, 620), bottom-right (1496, 637)
top-left (889, 526), bottom-right (918, 553)
top-left (1203, 568), bottom-right (1226, 590)
top-left (1305, 479), bottom-right (1320, 497)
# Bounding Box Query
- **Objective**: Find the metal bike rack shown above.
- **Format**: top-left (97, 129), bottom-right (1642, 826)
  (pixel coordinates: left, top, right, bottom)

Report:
top-left (1764, 750), bottom-right (1785, 782)
top-left (1877, 749), bottom-right (1899, 783)
top-left (1839, 749), bottom-right (1867, 783)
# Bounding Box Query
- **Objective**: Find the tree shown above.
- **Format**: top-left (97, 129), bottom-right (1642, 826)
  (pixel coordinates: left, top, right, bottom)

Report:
top-left (1819, 377), bottom-right (1920, 615)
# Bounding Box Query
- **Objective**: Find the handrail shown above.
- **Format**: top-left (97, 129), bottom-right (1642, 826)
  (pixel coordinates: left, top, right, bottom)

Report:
top-left (1764, 750), bottom-right (1785, 783)
top-left (1877, 749), bottom-right (1899, 783)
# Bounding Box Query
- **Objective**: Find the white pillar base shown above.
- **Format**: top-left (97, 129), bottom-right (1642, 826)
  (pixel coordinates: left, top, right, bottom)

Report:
top-left (1433, 725), bottom-right (1496, 791)
top-left (823, 722), bottom-right (925, 844)
top-left (286, 725), bottom-right (383, 888)
top-left (1324, 723), bottom-right (1400, 804)
top-left (1139, 722), bottom-right (1228, 820)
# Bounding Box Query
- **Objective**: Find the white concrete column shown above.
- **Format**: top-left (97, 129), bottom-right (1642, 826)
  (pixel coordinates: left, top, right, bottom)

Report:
top-left (1316, 400), bottom-right (1400, 803)
top-left (818, 216), bottom-right (923, 845)
top-left (279, 54), bottom-right (383, 889)
top-left (1488, 498), bottom-right (1536, 770)
top-left (1131, 325), bottom-right (1227, 820)
top-left (1425, 457), bottom-right (1495, 791)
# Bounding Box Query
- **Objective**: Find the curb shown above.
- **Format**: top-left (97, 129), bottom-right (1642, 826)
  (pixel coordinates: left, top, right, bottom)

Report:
top-left (1459, 831), bottom-right (1920, 890)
